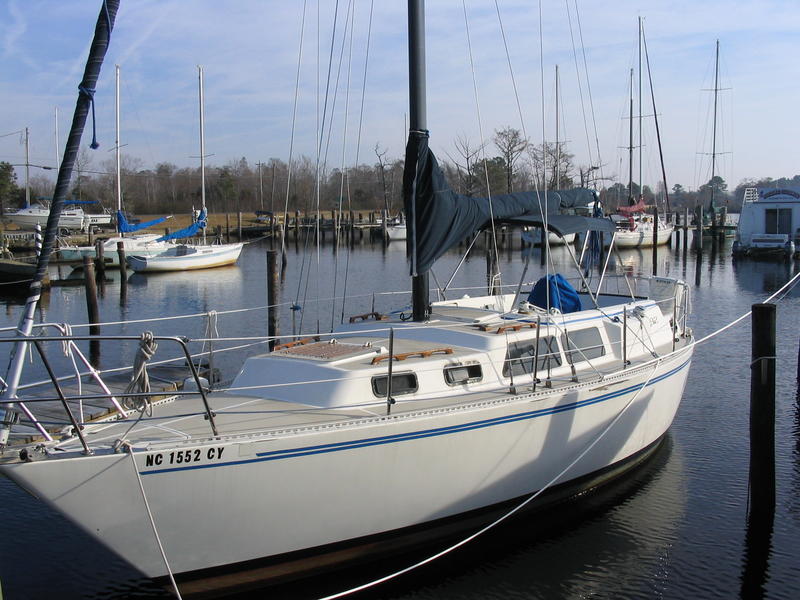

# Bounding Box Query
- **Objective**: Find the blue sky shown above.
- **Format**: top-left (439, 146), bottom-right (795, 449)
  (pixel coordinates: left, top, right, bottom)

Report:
top-left (2, 0), bottom-right (799, 195)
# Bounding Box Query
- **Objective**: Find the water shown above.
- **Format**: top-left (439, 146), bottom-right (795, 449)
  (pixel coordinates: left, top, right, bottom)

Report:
top-left (1, 237), bottom-right (799, 600)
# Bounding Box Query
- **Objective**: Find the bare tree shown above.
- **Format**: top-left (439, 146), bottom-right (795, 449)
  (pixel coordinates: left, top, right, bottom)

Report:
top-left (374, 143), bottom-right (391, 213)
top-left (529, 142), bottom-right (575, 190)
top-left (493, 127), bottom-right (528, 193)
top-left (445, 135), bottom-right (486, 196)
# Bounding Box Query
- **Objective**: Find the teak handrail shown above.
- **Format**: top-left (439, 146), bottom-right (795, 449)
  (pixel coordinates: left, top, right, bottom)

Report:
top-left (371, 347), bottom-right (453, 365)
top-left (274, 336), bottom-right (320, 351)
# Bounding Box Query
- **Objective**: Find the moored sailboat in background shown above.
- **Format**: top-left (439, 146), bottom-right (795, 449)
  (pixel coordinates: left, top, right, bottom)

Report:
top-left (58, 65), bottom-right (174, 266)
top-left (126, 66), bottom-right (242, 273)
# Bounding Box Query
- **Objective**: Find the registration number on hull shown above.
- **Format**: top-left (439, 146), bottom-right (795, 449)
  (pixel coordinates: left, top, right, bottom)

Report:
top-left (144, 446), bottom-right (225, 467)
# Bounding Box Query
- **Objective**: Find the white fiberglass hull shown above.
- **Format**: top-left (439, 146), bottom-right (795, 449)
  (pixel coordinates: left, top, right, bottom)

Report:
top-left (1, 344), bottom-right (691, 579)
top-left (386, 224), bottom-right (407, 240)
top-left (59, 235), bottom-right (171, 266)
top-left (613, 224), bottom-right (673, 248)
top-left (126, 243), bottom-right (243, 272)
top-left (7, 207), bottom-right (86, 231)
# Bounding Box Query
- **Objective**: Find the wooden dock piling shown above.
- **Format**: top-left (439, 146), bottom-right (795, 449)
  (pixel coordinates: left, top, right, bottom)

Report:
top-left (95, 239), bottom-right (105, 279)
top-left (749, 303), bottom-right (776, 516)
top-left (82, 255), bottom-right (100, 335)
top-left (267, 249), bottom-right (280, 351)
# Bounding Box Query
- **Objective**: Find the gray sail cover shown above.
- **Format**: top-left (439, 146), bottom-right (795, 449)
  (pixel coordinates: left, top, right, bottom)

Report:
top-left (402, 130), bottom-right (615, 274)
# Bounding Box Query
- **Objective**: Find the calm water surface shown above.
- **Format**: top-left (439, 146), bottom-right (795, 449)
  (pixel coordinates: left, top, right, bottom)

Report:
top-left (0, 237), bottom-right (798, 600)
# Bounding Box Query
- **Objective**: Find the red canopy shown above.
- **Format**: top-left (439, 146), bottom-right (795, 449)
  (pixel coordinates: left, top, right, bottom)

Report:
top-left (616, 198), bottom-right (648, 214)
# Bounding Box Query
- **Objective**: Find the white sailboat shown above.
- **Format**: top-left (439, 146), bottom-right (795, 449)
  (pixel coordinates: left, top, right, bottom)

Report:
top-left (58, 65), bottom-right (174, 266)
top-left (5, 128), bottom-right (88, 232)
top-left (126, 66), bottom-right (242, 273)
top-left (612, 20), bottom-right (673, 249)
top-left (0, 2), bottom-right (693, 595)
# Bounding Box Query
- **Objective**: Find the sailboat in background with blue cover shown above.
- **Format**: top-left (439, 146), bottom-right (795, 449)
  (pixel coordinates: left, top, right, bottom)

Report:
top-left (126, 66), bottom-right (243, 272)
top-left (58, 65), bottom-right (175, 267)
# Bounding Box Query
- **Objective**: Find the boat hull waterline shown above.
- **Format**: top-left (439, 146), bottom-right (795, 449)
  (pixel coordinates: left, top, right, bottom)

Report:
top-left (2, 344), bottom-right (692, 579)
top-left (126, 243), bottom-right (244, 272)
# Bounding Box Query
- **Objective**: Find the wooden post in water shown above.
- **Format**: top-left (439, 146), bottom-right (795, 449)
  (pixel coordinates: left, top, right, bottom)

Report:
top-left (237, 211), bottom-right (243, 242)
top-left (749, 303), bottom-right (776, 517)
top-left (95, 239), bottom-right (105, 279)
top-left (116, 241), bottom-right (127, 278)
top-left (695, 206), bottom-right (703, 250)
top-left (652, 205), bottom-right (658, 276)
top-left (117, 241), bottom-right (127, 304)
top-left (82, 255), bottom-right (100, 336)
top-left (225, 213), bottom-right (231, 243)
top-left (294, 210), bottom-right (300, 241)
top-left (267, 249), bottom-right (280, 351)
top-left (683, 207), bottom-right (689, 254)
top-left (87, 226), bottom-right (94, 248)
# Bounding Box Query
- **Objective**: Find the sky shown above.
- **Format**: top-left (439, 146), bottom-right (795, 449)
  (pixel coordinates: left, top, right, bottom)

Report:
top-left (1, 0), bottom-right (799, 198)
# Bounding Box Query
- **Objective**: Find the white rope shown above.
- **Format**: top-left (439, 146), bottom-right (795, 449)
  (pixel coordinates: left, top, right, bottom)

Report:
top-left (694, 267), bottom-right (800, 345)
top-left (123, 332), bottom-right (157, 414)
top-left (318, 359), bottom-right (663, 600)
top-left (125, 447), bottom-right (183, 600)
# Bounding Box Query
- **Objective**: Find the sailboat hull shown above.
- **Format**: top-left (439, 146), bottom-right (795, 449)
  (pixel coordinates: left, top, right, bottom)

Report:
top-left (1, 342), bottom-right (691, 581)
top-left (126, 243), bottom-right (244, 272)
top-left (612, 224), bottom-right (673, 248)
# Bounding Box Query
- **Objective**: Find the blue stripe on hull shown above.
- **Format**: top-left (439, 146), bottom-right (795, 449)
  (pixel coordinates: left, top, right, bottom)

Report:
top-left (142, 357), bottom-right (691, 476)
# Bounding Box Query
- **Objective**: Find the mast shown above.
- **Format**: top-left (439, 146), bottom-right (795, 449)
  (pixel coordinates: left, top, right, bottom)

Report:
top-left (198, 65), bottom-right (207, 244)
top-left (710, 39), bottom-right (719, 211)
top-left (555, 65), bottom-right (560, 189)
top-left (54, 108), bottom-right (60, 171)
top-left (24, 127), bottom-right (30, 207)
top-left (638, 17), bottom-right (643, 202)
top-left (115, 64), bottom-right (122, 234)
top-left (642, 20), bottom-right (671, 215)
top-left (628, 68), bottom-right (634, 205)
top-left (408, 0), bottom-right (429, 322)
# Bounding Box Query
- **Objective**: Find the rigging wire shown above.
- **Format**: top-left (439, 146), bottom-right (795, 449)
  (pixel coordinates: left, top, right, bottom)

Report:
top-left (330, 0), bottom-right (356, 332)
top-left (461, 1), bottom-right (502, 294)
top-left (279, 0), bottom-right (308, 272)
top-left (340, 0), bottom-right (375, 325)
top-left (564, 0), bottom-right (594, 176)
top-left (573, 0), bottom-right (605, 184)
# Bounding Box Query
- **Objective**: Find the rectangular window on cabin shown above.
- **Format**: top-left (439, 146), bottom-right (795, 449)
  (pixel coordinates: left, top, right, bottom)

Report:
top-left (371, 372), bottom-right (418, 397)
top-left (503, 336), bottom-right (562, 378)
top-left (561, 327), bottom-right (605, 364)
top-left (443, 363), bottom-right (483, 385)
top-left (765, 208), bottom-right (793, 234)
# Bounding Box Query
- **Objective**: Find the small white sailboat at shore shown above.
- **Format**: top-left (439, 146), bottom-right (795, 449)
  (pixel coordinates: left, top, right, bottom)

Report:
top-left (0, 2), bottom-right (693, 596)
top-left (126, 66), bottom-right (242, 273)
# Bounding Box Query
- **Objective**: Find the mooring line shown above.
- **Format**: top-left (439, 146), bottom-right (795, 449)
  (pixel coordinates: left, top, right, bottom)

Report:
top-left (125, 446), bottom-right (183, 600)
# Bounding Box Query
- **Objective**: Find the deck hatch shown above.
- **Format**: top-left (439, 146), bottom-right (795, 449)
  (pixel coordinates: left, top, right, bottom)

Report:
top-left (273, 341), bottom-right (374, 361)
